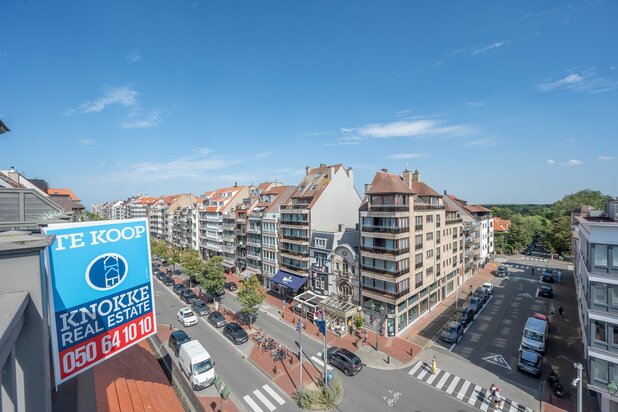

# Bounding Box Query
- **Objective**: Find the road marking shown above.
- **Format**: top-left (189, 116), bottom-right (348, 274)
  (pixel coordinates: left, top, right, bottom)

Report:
top-left (310, 355), bottom-right (333, 370)
top-left (446, 376), bottom-right (460, 395)
top-left (456, 380), bottom-right (471, 400)
top-left (417, 366), bottom-right (430, 380)
top-left (262, 385), bottom-right (285, 405)
top-left (243, 395), bottom-right (264, 412)
top-left (479, 395), bottom-right (490, 411)
top-left (253, 389), bottom-right (276, 411)
top-left (517, 292), bottom-right (533, 298)
top-left (408, 361), bottom-right (423, 376)
top-left (482, 354), bottom-right (512, 370)
top-left (435, 372), bottom-right (451, 390)
top-left (426, 369), bottom-right (442, 385)
top-left (469, 385), bottom-right (481, 405)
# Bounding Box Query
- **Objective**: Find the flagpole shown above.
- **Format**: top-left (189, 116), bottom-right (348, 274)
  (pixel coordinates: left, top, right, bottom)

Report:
top-left (299, 307), bottom-right (303, 388)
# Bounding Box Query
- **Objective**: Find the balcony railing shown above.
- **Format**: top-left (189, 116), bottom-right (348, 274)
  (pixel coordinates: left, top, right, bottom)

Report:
top-left (369, 205), bottom-right (409, 212)
top-left (280, 220), bottom-right (309, 226)
top-left (281, 261), bottom-right (309, 271)
top-left (415, 262), bottom-right (423, 269)
top-left (247, 226), bottom-right (262, 233)
top-left (446, 218), bottom-right (463, 225)
top-left (361, 265), bottom-right (409, 277)
top-left (280, 204), bottom-right (310, 211)
top-left (281, 234), bottom-right (309, 241)
top-left (247, 251), bottom-right (261, 260)
top-left (246, 240), bottom-right (261, 247)
top-left (280, 248), bottom-right (309, 257)
top-left (415, 225), bottom-right (423, 231)
top-left (413, 204), bottom-right (445, 211)
top-left (362, 225), bottom-right (408, 234)
top-left (222, 223), bottom-right (236, 230)
top-left (361, 246), bottom-right (409, 255)
top-left (415, 243), bottom-right (423, 250)
top-left (362, 285), bottom-right (409, 299)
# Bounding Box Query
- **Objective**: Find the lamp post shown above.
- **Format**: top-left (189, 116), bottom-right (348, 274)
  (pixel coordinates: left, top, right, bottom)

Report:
top-left (608, 381), bottom-right (618, 397)
top-left (574, 362), bottom-right (583, 412)
top-left (376, 305), bottom-right (385, 352)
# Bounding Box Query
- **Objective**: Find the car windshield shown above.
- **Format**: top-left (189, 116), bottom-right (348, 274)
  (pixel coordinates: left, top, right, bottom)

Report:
top-left (521, 352), bottom-right (539, 366)
top-left (523, 329), bottom-right (544, 342)
top-left (182, 311), bottom-right (195, 318)
top-left (443, 325), bottom-right (458, 334)
top-left (174, 333), bottom-right (190, 343)
top-left (213, 313), bottom-right (223, 320)
top-left (185, 291), bottom-right (196, 298)
top-left (193, 359), bottom-right (213, 375)
top-left (195, 302), bottom-right (206, 308)
top-left (229, 324), bottom-right (242, 332)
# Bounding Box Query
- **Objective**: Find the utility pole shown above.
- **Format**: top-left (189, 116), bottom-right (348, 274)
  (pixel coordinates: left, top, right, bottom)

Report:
top-left (574, 362), bottom-right (583, 412)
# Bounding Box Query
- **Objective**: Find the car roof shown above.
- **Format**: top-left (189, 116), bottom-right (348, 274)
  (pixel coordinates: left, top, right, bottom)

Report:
top-left (211, 311), bottom-right (223, 317)
top-left (482, 282), bottom-right (492, 287)
top-left (521, 349), bottom-right (541, 361)
top-left (171, 330), bottom-right (189, 338)
top-left (445, 320), bottom-right (460, 327)
top-left (179, 307), bottom-right (193, 314)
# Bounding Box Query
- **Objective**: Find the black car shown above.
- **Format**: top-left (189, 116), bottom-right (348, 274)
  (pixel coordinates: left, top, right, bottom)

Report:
top-left (173, 284), bottom-right (187, 295)
top-left (496, 265), bottom-right (508, 277)
top-left (208, 311), bottom-right (226, 328)
top-left (191, 300), bottom-right (211, 316)
top-left (473, 287), bottom-right (489, 304)
top-left (542, 271), bottom-right (555, 283)
top-left (224, 281), bottom-right (237, 291)
top-left (161, 275), bottom-right (175, 286)
top-left (440, 321), bottom-right (464, 344)
top-left (327, 347), bottom-right (363, 376)
top-left (180, 289), bottom-right (198, 304)
top-left (517, 349), bottom-right (542, 377)
top-left (538, 285), bottom-right (554, 298)
top-left (469, 296), bottom-right (483, 314)
top-left (458, 307), bottom-right (475, 327)
top-left (155, 271), bottom-right (166, 280)
top-left (223, 322), bottom-right (249, 344)
top-left (168, 330), bottom-right (191, 357)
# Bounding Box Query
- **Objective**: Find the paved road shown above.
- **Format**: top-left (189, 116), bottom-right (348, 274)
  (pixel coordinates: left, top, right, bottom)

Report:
top-left (153, 280), bottom-right (298, 412)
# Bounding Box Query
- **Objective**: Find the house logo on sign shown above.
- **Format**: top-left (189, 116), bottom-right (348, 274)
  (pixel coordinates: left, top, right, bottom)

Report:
top-left (85, 253), bottom-right (129, 291)
top-left (282, 276), bottom-right (293, 284)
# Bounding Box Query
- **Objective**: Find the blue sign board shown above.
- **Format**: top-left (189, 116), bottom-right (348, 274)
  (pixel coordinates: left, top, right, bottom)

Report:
top-left (43, 218), bottom-right (156, 384)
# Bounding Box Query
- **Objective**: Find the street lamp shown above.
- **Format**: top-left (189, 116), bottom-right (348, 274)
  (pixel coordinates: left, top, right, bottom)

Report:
top-left (608, 381), bottom-right (618, 397)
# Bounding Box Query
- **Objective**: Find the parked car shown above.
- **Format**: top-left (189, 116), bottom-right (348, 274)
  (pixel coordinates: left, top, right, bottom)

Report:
top-left (538, 285), bottom-right (554, 298)
top-left (534, 313), bottom-right (550, 325)
top-left (173, 284), bottom-right (187, 295)
top-left (496, 265), bottom-right (509, 277)
top-left (440, 320), bottom-right (464, 344)
top-left (180, 289), bottom-right (198, 304)
top-left (223, 322), bottom-right (249, 345)
top-left (224, 281), bottom-right (237, 291)
top-left (208, 311), bottom-right (226, 328)
top-left (192, 300), bottom-right (211, 316)
top-left (469, 296), bottom-right (483, 314)
top-left (155, 271), bottom-right (166, 280)
top-left (326, 347), bottom-right (363, 376)
top-left (177, 307), bottom-right (199, 327)
top-left (481, 282), bottom-right (494, 295)
top-left (541, 271), bottom-right (555, 283)
top-left (458, 307), bottom-right (475, 327)
top-left (517, 349), bottom-right (543, 377)
top-left (161, 275), bottom-right (175, 286)
top-left (473, 287), bottom-right (489, 304)
top-left (168, 330), bottom-right (192, 356)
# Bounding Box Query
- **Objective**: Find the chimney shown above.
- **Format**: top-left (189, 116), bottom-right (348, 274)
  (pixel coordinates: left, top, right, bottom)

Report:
top-left (402, 168), bottom-right (412, 188)
top-left (305, 165), bottom-right (311, 175)
top-left (412, 169), bottom-right (421, 182)
top-left (320, 163), bottom-right (326, 168)
top-left (444, 190), bottom-right (447, 195)
top-left (347, 166), bottom-right (353, 180)
top-left (381, 168), bottom-right (388, 173)
top-left (364, 183), bottom-right (372, 194)
top-left (338, 224), bottom-right (345, 233)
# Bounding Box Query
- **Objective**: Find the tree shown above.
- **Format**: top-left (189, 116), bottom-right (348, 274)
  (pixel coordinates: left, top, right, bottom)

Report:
top-left (151, 239), bottom-right (169, 259)
top-left (551, 189), bottom-right (611, 219)
top-left (169, 246), bottom-right (182, 271)
top-left (181, 249), bottom-right (204, 287)
top-left (545, 215), bottom-right (572, 256)
top-left (197, 256), bottom-right (225, 294)
top-left (237, 274), bottom-right (265, 315)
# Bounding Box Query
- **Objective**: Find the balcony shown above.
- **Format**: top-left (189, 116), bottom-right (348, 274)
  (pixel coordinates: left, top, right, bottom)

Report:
top-left (247, 238), bottom-right (261, 247)
top-left (205, 215), bottom-right (222, 223)
top-left (280, 247), bottom-right (309, 257)
top-left (361, 265), bottom-right (409, 277)
top-left (415, 243), bottom-right (423, 250)
top-left (280, 204), bottom-right (309, 212)
top-left (262, 243), bottom-right (278, 251)
top-left (223, 223), bottom-right (236, 230)
top-left (280, 260), bottom-right (309, 271)
top-left (235, 230), bottom-right (245, 236)
top-left (236, 218), bottom-right (246, 224)
top-left (362, 225), bottom-right (408, 234)
top-left (223, 234), bottom-right (235, 242)
top-left (362, 285), bottom-right (409, 299)
top-left (369, 205), bottom-right (409, 212)
top-left (263, 255), bottom-right (277, 264)
top-left (413, 204), bottom-right (445, 211)
top-left (281, 234), bottom-right (309, 241)
top-left (446, 218), bottom-right (463, 225)
top-left (247, 226), bottom-right (261, 234)
top-left (280, 219), bottom-right (309, 226)
top-left (415, 225), bottom-right (423, 231)
top-left (223, 244), bottom-right (235, 253)
top-left (361, 246), bottom-right (409, 255)
top-left (247, 251), bottom-right (261, 260)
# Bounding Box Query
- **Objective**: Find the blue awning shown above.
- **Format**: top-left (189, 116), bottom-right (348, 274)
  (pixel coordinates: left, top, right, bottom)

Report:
top-left (271, 270), bottom-right (308, 291)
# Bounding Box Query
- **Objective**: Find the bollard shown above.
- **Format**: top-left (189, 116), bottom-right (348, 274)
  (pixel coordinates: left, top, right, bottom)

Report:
top-left (431, 355), bottom-right (437, 375)
top-left (273, 364), bottom-right (277, 374)
top-left (169, 324), bottom-right (172, 330)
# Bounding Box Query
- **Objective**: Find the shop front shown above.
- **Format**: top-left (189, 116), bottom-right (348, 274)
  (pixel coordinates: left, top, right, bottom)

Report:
top-left (292, 291), bottom-right (325, 323)
top-left (318, 297), bottom-right (359, 337)
top-left (270, 270), bottom-right (308, 301)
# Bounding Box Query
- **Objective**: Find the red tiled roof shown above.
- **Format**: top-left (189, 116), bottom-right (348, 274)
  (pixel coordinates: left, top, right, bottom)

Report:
top-left (493, 217), bottom-right (511, 232)
top-left (138, 197), bottom-right (159, 205)
top-left (464, 204), bottom-right (491, 213)
top-left (410, 181), bottom-right (440, 197)
top-left (445, 205), bottom-right (458, 212)
top-left (366, 171), bottom-right (414, 194)
top-left (47, 188), bottom-right (80, 201)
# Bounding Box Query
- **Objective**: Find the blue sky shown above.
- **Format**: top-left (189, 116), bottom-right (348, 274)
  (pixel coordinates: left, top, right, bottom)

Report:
top-left (1, 1), bottom-right (616, 207)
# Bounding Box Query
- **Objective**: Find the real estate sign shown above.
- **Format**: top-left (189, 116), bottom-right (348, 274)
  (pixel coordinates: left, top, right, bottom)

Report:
top-left (43, 218), bottom-right (157, 384)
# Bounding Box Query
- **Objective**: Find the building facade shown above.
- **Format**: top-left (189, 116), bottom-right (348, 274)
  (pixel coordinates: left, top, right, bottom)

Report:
top-left (573, 200), bottom-right (618, 412)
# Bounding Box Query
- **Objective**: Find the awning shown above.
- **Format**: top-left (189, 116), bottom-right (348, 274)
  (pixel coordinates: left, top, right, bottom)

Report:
top-left (271, 270), bottom-right (308, 291)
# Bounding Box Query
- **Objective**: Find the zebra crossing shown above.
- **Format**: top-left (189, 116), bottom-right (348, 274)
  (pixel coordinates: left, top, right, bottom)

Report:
top-left (521, 257), bottom-right (548, 262)
top-left (407, 361), bottom-right (533, 412)
top-left (242, 384), bottom-right (286, 412)
top-left (310, 352), bottom-right (333, 371)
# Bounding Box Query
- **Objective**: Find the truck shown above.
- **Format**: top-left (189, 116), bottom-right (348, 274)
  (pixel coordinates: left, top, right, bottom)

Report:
top-left (178, 340), bottom-right (215, 390)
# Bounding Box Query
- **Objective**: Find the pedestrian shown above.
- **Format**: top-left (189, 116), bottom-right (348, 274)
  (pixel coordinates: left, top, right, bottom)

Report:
top-left (558, 306), bottom-right (564, 316)
top-left (557, 271), bottom-right (562, 283)
top-left (348, 318), bottom-right (353, 334)
top-left (489, 384), bottom-right (496, 404)
top-left (531, 267), bottom-right (535, 275)
top-left (493, 386), bottom-right (501, 409)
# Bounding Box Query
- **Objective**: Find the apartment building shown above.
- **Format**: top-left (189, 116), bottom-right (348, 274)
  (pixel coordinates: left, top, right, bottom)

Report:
top-left (167, 194), bottom-right (198, 249)
top-left (127, 196), bottom-right (159, 219)
top-left (572, 199), bottom-right (618, 412)
top-left (443, 194), bottom-right (494, 281)
top-left (149, 199), bottom-right (167, 240)
top-left (198, 186), bottom-right (248, 259)
top-left (359, 169), bottom-right (464, 337)
top-left (111, 200), bottom-right (127, 220)
top-left (274, 164), bottom-right (361, 299)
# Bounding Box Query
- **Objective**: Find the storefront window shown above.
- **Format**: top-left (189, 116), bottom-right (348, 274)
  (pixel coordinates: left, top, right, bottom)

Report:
top-left (591, 357), bottom-right (609, 384)
top-left (419, 298), bottom-right (428, 313)
top-left (398, 300), bottom-right (407, 312)
top-left (408, 294), bottom-right (418, 306)
top-left (387, 318), bottom-right (395, 337)
top-left (429, 292), bottom-right (437, 306)
top-left (447, 280), bottom-right (454, 294)
top-left (408, 305), bottom-right (419, 321)
top-left (398, 312), bottom-right (407, 330)
top-left (387, 303), bottom-right (395, 315)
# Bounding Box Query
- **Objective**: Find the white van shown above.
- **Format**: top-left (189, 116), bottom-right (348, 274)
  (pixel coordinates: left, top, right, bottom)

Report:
top-left (521, 317), bottom-right (549, 353)
top-left (178, 340), bottom-right (215, 390)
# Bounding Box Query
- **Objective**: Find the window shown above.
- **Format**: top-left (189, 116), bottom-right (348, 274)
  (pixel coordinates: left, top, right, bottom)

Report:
top-left (613, 325), bottom-right (618, 346)
top-left (415, 272), bottom-right (423, 288)
top-left (591, 357), bottom-right (609, 384)
top-left (315, 238), bottom-right (327, 248)
top-left (315, 252), bottom-right (327, 267)
top-left (595, 321), bottom-right (607, 343)
top-left (426, 215), bottom-right (433, 223)
top-left (426, 249), bottom-right (433, 258)
top-left (592, 283), bottom-right (608, 306)
top-left (342, 259), bottom-right (349, 275)
top-left (613, 247), bottom-right (618, 268)
top-left (594, 244), bottom-right (608, 267)
top-left (415, 253), bottom-right (423, 268)
top-left (426, 267), bottom-right (433, 276)
top-left (415, 234), bottom-right (423, 247)
top-left (426, 232), bottom-right (433, 241)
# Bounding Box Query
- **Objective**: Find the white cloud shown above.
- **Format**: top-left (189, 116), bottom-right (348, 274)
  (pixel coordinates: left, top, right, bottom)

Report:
top-left (561, 159), bottom-right (583, 167)
top-left (299, 131), bottom-right (335, 138)
top-left (466, 102), bottom-right (486, 107)
top-left (356, 119), bottom-right (473, 139)
top-left (537, 69), bottom-right (618, 94)
top-left (470, 41), bottom-right (505, 55)
top-left (76, 138), bottom-right (95, 145)
top-left (598, 155), bottom-right (615, 161)
top-left (395, 109), bottom-right (412, 117)
top-left (324, 134), bottom-right (363, 146)
top-left (126, 50), bottom-right (142, 63)
top-left (547, 159), bottom-right (556, 165)
top-left (563, 138), bottom-right (577, 143)
top-left (464, 138), bottom-right (497, 147)
top-left (387, 153), bottom-right (428, 159)
top-left (70, 85), bottom-right (138, 114)
top-left (120, 108), bottom-right (165, 129)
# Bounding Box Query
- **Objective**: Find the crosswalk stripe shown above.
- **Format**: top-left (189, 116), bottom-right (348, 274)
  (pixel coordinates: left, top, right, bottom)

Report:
top-left (310, 356), bottom-right (333, 370)
top-left (417, 366), bottom-right (430, 380)
top-left (468, 385), bottom-right (481, 406)
top-left (446, 376), bottom-right (460, 395)
top-left (262, 385), bottom-right (285, 406)
top-left (456, 380), bottom-right (471, 400)
top-left (243, 395), bottom-right (264, 412)
top-left (408, 361), bottom-right (423, 376)
top-left (479, 396), bottom-right (490, 411)
top-left (435, 372), bottom-right (451, 390)
top-left (426, 369), bottom-right (442, 385)
top-left (253, 389), bottom-right (276, 411)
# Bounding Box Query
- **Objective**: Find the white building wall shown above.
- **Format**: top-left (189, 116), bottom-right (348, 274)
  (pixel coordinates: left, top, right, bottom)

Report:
top-left (310, 168), bottom-right (361, 231)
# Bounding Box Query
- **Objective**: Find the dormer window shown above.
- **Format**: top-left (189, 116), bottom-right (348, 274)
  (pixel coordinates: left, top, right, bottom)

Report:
top-left (315, 238), bottom-right (327, 248)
